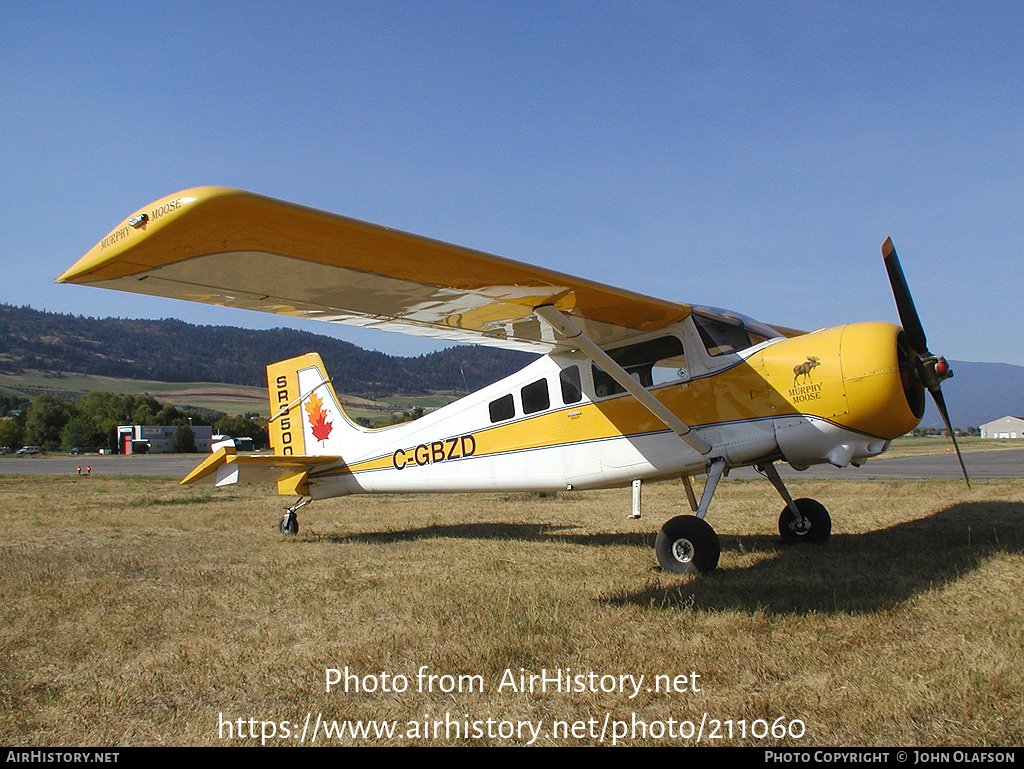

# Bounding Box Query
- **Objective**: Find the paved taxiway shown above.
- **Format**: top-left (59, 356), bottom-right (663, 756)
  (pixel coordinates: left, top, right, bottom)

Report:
top-left (2, 449), bottom-right (1022, 479)
top-left (739, 448), bottom-right (1024, 480)
top-left (0, 454), bottom-right (204, 477)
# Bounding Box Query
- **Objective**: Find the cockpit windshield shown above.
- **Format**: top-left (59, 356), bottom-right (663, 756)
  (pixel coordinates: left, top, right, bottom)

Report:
top-left (691, 306), bottom-right (782, 357)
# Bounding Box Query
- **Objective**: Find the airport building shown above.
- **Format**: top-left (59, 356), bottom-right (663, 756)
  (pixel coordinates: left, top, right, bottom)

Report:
top-left (980, 416), bottom-right (1024, 439)
top-left (117, 424), bottom-right (214, 454)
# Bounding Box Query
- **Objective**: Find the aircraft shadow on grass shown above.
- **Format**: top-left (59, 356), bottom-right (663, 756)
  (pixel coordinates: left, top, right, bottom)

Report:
top-left (610, 500), bottom-right (1024, 614)
top-left (313, 500), bottom-right (1024, 615)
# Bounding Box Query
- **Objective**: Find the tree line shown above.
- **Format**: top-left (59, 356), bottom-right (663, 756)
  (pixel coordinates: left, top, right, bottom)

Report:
top-left (0, 391), bottom-right (267, 453)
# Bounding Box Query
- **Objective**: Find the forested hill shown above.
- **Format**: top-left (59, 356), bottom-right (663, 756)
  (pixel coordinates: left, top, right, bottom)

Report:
top-left (0, 304), bottom-right (535, 398)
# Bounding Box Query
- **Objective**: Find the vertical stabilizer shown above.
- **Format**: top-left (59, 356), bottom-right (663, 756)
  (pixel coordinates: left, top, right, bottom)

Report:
top-left (266, 353), bottom-right (359, 457)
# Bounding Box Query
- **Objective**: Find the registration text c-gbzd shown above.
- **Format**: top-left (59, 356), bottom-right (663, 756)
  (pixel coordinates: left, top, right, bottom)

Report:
top-left (392, 435), bottom-right (476, 470)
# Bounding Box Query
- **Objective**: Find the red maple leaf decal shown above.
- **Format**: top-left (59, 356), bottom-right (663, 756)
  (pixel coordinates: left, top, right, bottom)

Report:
top-left (304, 392), bottom-right (333, 443)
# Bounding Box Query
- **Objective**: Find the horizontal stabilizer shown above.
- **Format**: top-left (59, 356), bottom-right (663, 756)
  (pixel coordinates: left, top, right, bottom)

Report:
top-left (181, 446), bottom-right (342, 494)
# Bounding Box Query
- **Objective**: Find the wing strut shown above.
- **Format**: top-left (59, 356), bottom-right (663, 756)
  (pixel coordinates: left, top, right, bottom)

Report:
top-left (534, 305), bottom-right (713, 456)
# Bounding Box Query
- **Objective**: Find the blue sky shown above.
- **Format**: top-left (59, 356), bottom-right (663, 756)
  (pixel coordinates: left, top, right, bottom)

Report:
top-left (2, 1), bottom-right (1021, 363)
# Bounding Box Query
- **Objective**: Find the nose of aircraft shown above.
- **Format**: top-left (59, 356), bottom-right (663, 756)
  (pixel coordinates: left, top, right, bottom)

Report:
top-left (838, 322), bottom-right (922, 441)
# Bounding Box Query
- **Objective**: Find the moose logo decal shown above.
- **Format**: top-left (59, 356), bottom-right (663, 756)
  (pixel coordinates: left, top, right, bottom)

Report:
top-left (788, 356), bottom-right (824, 403)
top-left (792, 356), bottom-right (821, 385)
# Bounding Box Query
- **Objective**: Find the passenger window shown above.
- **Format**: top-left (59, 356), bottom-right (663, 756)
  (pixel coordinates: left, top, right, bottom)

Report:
top-left (559, 366), bottom-right (582, 404)
top-left (521, 378), bottom-right (550, 415)
top-left (489, 394), bottom-right (515, 423)
top-left (592, 336), bottom-right (686, 397)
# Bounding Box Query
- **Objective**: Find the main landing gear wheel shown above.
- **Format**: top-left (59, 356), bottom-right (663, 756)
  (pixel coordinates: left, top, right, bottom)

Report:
top-left (655, 515), bottom-right (720, 574)
top-left (778, 498), bottom-right (831, 544)
top-left (278, 513), bottom-right (299, 535)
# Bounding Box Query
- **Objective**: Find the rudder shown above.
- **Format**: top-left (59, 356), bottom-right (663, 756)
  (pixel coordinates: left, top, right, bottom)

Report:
top-left (266, 353), bottom-right (359, 456)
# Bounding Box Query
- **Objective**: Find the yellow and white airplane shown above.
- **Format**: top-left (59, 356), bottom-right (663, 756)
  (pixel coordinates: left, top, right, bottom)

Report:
top-left (58, 187), bottom-right (967, 574)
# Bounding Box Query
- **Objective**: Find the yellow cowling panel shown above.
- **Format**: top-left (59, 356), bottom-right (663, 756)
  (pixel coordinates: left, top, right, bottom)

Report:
top-left (837, 322), bottom-right (921, 439)
top-left (757, 325), bottom-right (849, 421)
top-left (756, 322), bottom-right (921, 440)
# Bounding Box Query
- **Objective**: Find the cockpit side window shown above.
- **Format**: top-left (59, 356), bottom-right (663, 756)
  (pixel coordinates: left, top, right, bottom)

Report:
top-left (592, 336), bottom-right (686, 398)
top-left (691, 308), bottom-right (778, 357)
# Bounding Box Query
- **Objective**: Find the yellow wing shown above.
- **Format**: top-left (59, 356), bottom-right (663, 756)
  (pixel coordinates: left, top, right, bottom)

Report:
top-left (58, 187), bottom-right (691, 352)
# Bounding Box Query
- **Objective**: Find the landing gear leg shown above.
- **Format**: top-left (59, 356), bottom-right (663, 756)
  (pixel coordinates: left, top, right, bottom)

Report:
top-left (279, 497), bottom-right (311, 535)
top-left (681, 475), bottom-right (699, 513)
top-left (759, 463), bottom-right (831, 544)
top-left (692, 458), bottom-right (725, 521)
top-left (656, 459), bottom-right (726, 574)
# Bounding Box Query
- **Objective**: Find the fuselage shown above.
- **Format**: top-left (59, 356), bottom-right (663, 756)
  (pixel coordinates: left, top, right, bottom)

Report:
top-left (291, 311), bottom-right (923, 500)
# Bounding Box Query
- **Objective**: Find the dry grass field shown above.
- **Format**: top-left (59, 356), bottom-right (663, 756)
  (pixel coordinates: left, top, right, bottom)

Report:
top-left (1, 473), bottom-right (1022, 746)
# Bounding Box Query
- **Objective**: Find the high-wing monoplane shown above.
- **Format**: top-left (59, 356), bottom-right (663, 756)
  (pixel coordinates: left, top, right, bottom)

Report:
top-left (58, 187), bottom-right (967, 573)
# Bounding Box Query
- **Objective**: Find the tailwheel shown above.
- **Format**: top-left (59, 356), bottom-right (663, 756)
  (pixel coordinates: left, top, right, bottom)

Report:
top-left (778, 498), bottom-right (831, 544)
top-left (278, 497), bottom-right (311, 536)
top-left (655, 515), bottom-right (720, 574)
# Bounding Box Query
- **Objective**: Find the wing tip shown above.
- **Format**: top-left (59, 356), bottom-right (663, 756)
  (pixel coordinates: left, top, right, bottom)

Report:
top-left (57, 186), bottom-right (249, 285)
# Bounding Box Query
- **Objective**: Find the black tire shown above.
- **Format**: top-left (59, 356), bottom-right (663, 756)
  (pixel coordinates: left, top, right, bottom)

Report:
top-left (655, 515), bottom-right (720, 574)
top-left (279, 514), bottom-right (299, 535)
top-left (778, 498), bottom-right (830, 544)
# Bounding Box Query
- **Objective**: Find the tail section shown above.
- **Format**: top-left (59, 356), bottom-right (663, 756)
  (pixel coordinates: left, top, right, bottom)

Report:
top-left (267, 353), bottom-right (360, 457)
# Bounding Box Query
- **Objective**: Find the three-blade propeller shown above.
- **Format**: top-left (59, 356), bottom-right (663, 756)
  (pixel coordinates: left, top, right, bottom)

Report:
top-left (882, 238), bottom-right (970, 486)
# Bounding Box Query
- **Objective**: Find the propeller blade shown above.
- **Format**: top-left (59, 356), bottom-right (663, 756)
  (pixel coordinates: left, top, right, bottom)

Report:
top-left (930, 378), bottom-right (971, 488)
top-left (882, 238), bottom-right (968, 487)
top-left (882, 237), bottom-right (929, 355)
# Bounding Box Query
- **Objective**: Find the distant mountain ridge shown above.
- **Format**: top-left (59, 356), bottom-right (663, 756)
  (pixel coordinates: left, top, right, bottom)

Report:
top-left (926, 360), bottom-right (1024, 430)
top-left (0, 304), bottom-right (534, 399)
top-left (0, 304), bottom-right (1019, 428)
